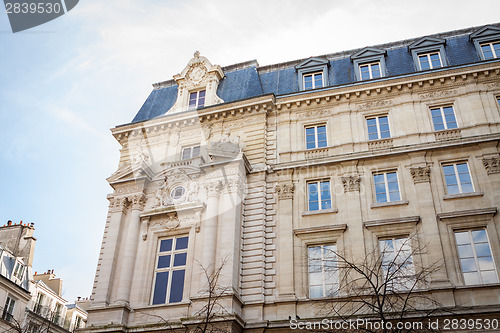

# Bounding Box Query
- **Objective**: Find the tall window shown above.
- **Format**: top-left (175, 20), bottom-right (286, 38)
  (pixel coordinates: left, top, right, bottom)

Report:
top-left (303, 72), bottom-right (324, 90)
top-left (442, 162), bottom-right (474, 195)
top-left (308, 245), bottom-right (338, 298)
top-left (34, 293), bottom-right (44, 314)
top-left (455, 229), bottom-right (498, 285)
top-left (359, 62), bottom-right (381, 80)
top-left (418, 52), bottom-right (442, 70)
top-left (379, 237), bottom-right (414, 290)
top-left (53, 303), bottom-right (62, 324)
top-left (430, 106), bottom-right (457, 131)
top-left (305, 125), bottom-right (327, 149)
top-left (152, 236), bottom-right (189, 304)
top-left (366, 116), bottom-right (390, 140)
top-left (182, 145), bottom-right (200, 160)
top-left (12, 261), bottom-right (25, 280)
top-left (2, 296), bottom-right (15, 322)
top-left (480, 41), bottom-right (500, 59)
top-left (307, 180), bottom-right (332, 211)
top-left (374, 172), bottom-right (401, 203)
top-left (189, 90), bottom-right (205, 109)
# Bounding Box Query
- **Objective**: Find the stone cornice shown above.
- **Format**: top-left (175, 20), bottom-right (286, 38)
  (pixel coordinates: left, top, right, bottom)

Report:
top-left (437, 207), bottom-right (497, 221)
top-left (364, 216), bottom-right (420, 229)
top-left (293, 224), bottom-right (347, 236)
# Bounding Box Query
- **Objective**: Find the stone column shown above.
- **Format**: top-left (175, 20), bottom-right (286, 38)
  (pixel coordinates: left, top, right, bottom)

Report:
top-left (409, 163), bottom-right (449, 286)
top-left (202, 180), bottom-right (223, 275)
top-left (341, 172), bottom-right (365, 260)
top-left (115, 193), bottom-right (146, 305)
top-left (92, 196), bottom-right (127, 307)
top-left (275, 181), bottom-right (295, 299)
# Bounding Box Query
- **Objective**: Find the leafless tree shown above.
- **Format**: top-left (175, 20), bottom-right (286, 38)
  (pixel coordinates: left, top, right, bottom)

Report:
top-left (312, 234), bottom-right (449, 333)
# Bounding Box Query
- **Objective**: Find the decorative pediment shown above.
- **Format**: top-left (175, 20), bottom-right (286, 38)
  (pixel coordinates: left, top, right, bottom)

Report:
top-left (295, 57), bottom-right (329, 70)
top-left (408, 37), bottom-right (446, 50)
top-left (167, 51), bottom-right (225, 114)
top-left (470, 25), bottom-right (500, 40)
top-left (151, 167), bottom-right (201, 209)
top-left (107, 160), bottom-right (153, 185)
top-left (351, 47), bottom-right (386, 60)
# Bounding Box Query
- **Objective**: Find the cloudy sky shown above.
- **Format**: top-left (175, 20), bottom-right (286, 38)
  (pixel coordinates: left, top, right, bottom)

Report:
top-left (1, 0), bottom-right (499, 303)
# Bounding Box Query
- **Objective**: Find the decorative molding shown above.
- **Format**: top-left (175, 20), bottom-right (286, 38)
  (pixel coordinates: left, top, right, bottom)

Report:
top-left (371, 200), bottom-right (409, 209)
top-left (368, 138), bottom-right (393, 150)
top-left (358, 100), bottom-right (392, 110)
top-left (226, 178), bottom-right (246, 196)
top-left (434, 129), bottom-right (461, 141)
top-left (305, 148), bottom-right (329, 160)
top-left (294, 224), bottom-right (347, 236)
top-left (443, 191), bottom-right (484, 200)
top-left (109, 197), bottom-right (128, 213)
top-left (302, 208), bottom-right (338, 216)
top-left (483, 157), bottom-right (500, 174)
top-left (275, 182), bottom-right (294, 200)
top-left (364, 216), bottom-right (420, 229)
top-left (419, 89), bottom-right (457, 100)
top-left (297, 109), bottom-right (333, 120)
top-left (437, 207), bottom-right (497, 221)
top-left (410, 165), bottom-right (431, 183)
top-left (341, 175), bottom-right (361, 192)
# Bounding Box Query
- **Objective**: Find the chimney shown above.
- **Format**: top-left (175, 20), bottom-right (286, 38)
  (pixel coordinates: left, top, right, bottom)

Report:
top-left (7, 220), bottom-right (12, 226)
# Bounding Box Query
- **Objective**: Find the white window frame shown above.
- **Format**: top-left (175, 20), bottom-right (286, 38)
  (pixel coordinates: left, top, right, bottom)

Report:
top-left (188, 90), bottom-right (206, 110)
top-left (307, 180), bottom-right (332, 211)
top-left (308, 244), bottom-right (338, 298)
top-left (373, 171), bottom-right (401, 203)
top-left (305, 124), bottom-right (327, 150)
top-left (417, 51), bottom-right (443, 70)
top-left (480, 41), bottom-right (500, 59)
top-left (151, 236), bottom-right (189, 305)
top-left (430, 105), bottom-right (458, 131)
top-left (442, 162), bottom-right (474, 195)
top-left (359, 61), bottom-right (382, 80)
top-left (302, 72), bottom-right (324, 90)
top-left (366, 115), bottom-right (390, 140)
top-left (2, 296), bottom-right (15, 322)
top-left (181, 145), bottom-right (200, 160)
top-left (379, 237), bottom-right (415, 290)
top-left (12, 261), bottom-right (24, 280)
top-left (454, 229), bottom-right (499, 285)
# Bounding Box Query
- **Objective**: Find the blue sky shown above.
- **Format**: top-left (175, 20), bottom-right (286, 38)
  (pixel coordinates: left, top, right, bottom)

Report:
top-left (1, 0), bottom-right (499, 303)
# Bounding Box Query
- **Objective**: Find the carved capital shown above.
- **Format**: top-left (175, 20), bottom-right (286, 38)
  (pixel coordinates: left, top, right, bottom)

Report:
top-left (410, 165), bottom-right (431, 183)
top-left (276, 182), bottom-right (294, 200)
top-left (341, 175), bottom-right (361, 192)
top-left (129, 194), bottom-right (146, 211)
top-left (205, 181), bottom-right (223, 198)
top-left (226, 178), bottom-right (246, 196)
top-left (109, 197), bottom-right (128, 213)
top-left (483, 157), bottom-right (500, 174)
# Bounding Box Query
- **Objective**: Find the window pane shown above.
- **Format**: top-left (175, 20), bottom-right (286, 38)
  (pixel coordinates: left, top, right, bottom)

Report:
top-left (169, 270), bottom-right (185, 303)
top-left (304, 75), bottom-right (313, 90)
top-left (419, 55), bottom-right (430, 70)
top-left (455, 231), bottom-right (470, 245)
top-left (478, 257), bottom-right (495, 271)
top-left (310, 285), bottom-right (323, 298)
top-left (481, 270), bottom-right (498, 284)
top-left (457, 244), bottom-right (474, 258)
top-left (157, 255), bottom-right (171, 269)
top-left (460, 258), bottom-right (478, 273)
top-left (481, 44), bottom-right (494, 59)
top-left (475, 243), bottom-right (493, 257)
top-left (192, 146), bottom-right (200, 157)
top-left (430, 53), bottom-right (441, 68)
top-left (160, 239), bottom-right (173, 252)
top-left (472, 229), bottom-right (488, 243)
top-left (175, 237), bottom-right (189, 250)
top-left (463, 271), bottom-right (480, 285)
top-left (372, 64), bottom-right (381, 78)
top-left (152, 271), bottom-right (169, 304)
top-left (173, 253), bottom-right (187, 267)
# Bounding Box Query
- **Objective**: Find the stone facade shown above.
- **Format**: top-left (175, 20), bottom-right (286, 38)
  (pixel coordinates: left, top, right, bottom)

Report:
top-left (86, 25), bottom-right (500, 332)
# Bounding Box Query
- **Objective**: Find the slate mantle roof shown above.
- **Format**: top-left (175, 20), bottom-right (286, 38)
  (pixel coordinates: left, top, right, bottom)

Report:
top-left (130, 23), bottom-right (500, 124)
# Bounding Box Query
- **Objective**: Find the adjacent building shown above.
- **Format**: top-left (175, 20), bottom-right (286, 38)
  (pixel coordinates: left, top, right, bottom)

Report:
top-left (85, 24), bottom-right (500, 332)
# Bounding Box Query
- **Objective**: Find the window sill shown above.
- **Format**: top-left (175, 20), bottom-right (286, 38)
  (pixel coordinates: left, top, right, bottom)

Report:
top-left (443, 191), bottom-right (484, 200)
top-left (371, 200), bottom-right (409, 209)
top-left (302, 208), bottom-right (338, 216)
top-left (134, 300), bottom-right (191, 310)
top-left (455, 282), bottom-right (500, 290)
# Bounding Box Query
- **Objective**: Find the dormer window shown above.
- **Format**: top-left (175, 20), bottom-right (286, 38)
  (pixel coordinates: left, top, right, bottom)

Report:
top-left (181, 145), bottom-right (200, 160)
top-left (12, 261), bottom-right (24, 280)
top-left (188, 90), bottom-right (205, 109)
top-left (295, 57), bottom-right (329, 91)
top-left (351, 48), bottom-right (387, 81)
top-left (408, 37), bottom-right (448, 71)
top-left (303, 72), bottom-right (324, 90)
top-left (470, 25), bottom-right (500, 60)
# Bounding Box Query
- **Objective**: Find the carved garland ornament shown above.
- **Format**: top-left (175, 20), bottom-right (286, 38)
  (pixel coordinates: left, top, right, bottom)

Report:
top-left (341, 175), bottom-right (361, 192)
top-left (483, 157), bottom-right (500, 174)
top-left (410, 166), bottom-right (431, 183)
top-left (275, 183), bottom-right (294, 200)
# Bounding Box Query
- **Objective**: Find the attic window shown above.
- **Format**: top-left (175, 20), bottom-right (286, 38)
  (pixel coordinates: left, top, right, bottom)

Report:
top-left (470, 25), bottom-right (500, 60)
top-left (351, 48), bottom-right (387, 81)
top-left (408, 37), bottom-right (448, 71)
top-left (303, 72), bottom-right (324, 90)
top-left (188, 90), bottom-right (205, 109)
top-left (295, 58), bottom-right (329, 91)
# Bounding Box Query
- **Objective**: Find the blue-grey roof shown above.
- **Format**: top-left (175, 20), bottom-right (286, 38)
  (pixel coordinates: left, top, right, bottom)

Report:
top-left (130, 25), bottom-right (498, 124)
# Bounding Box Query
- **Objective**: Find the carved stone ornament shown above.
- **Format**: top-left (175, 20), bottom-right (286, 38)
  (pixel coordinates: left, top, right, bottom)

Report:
top-left (341, 175), bottom-right (361, 192)
top-left (158, 213), bottom-right (181, 230)
top-left (129, 194), bottom-right (146, 211)
top-left (483, 157), bottom-right (500, 174)
top-left (109, 197), bottom-right (128, 213)
top-left (276, 183), bottom-right (294, 200)
top-left (410, 165), bottom-right (431, 183)
top-left (153, 169), bottom-right (199, 208)
top-left (205, 180), bottom-right (224, 198)
top-left (132, 139), bottom-right (150, 165)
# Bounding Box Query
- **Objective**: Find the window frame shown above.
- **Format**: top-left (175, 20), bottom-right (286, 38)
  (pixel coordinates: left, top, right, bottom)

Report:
top-left (408, 37), bottom-right (448, 71)
top-left (479, 41), bottom-right (500, 60)
top-left (2, 296), bottom-right (15, 322)
top-left (305, 124), bottom-right (327, 150)
top-left (188, 90), bottom-right (206, 110)
top-left (295, 57), bottom-right (329, 91)
top-left (430, 105), bottom-right (458, 131)
top-left (379, 236), bottom-right (416, 291)
top-left (454, 228), bottom-right (499, 285)
top-left (181, 145), bottom-right (200, 160)
top-left (373, 171), bottom-right (402, 204)
top-left (470, 25), bottom-right (500, 61)
top-left (307, 179), bottom-right (332, 212)
top-left (442, 161), bottom-right (475, 195)
top-left (417, 51), bottom-right (443, 70)
top-left (307, 244), bottom-right (339, 298)
top-left (359, 61), bottom-right (382, 80)
top-left (302, 71), bottom-right (324, 90)
top-left (366, 115), bottom-right (391, 140)
top-left (151, 236), bottom-right (189, 305)
top-left (351, 47), bottom-right (387, 82)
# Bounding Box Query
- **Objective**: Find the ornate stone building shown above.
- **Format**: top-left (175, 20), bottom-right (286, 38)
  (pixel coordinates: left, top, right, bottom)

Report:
top-left (85, 24), bottom-right (500, 332)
